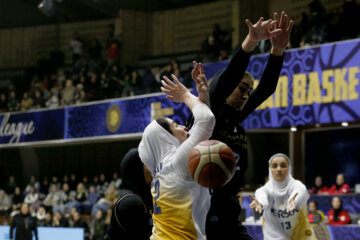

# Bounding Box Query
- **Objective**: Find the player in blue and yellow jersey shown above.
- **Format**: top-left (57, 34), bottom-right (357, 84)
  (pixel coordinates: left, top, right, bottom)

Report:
top-left (139, 68), bottom-right (215, 240)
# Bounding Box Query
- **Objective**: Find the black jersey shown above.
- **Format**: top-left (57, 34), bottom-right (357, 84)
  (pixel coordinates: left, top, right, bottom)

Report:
top-left (187, 47), bottom-right (284, 194)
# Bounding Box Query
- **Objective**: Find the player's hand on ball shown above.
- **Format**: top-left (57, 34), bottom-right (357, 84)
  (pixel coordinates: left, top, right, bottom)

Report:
top-left (286, 192), bottom-right (298, 212)
top-left (249, 194), bottom-right (263, 213)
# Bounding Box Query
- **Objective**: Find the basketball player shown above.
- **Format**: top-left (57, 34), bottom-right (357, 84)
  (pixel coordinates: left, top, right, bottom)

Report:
top-left (138, 72), bottom-right (215, 239)
top-left (189, 12), bottom-right (293, 239)
top-left (249, 153), bottom-right (315, 240)
top-left (106, 148), bottom-right (153, 240)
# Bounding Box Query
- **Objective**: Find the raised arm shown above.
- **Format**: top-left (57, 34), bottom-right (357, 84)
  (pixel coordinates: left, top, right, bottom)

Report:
top-left (237, 12), bottom-right (293, 122)
top-left (206, 17), bottom-right (282, 115)
top-left (161, 74), bottom-right (215, 178)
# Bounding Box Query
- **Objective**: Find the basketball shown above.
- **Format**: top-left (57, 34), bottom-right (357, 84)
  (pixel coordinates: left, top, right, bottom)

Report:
top-left (188, 140), bottom-right (236, 188)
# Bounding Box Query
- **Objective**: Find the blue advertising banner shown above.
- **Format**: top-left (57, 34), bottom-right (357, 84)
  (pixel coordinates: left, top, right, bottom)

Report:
top-left (0, 39), bottom-right (359, 145)
top-left (0, 109), bottom-right (65, 144)
top-left (204, 38), bottom-right (360, 129)
top-left (65, 95), bottom-right (190, 138)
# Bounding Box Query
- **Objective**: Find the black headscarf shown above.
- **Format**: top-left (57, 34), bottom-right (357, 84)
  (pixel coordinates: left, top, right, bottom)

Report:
top-left (333, 197), bottom-right (343, 222)
top-left (120, 148), bottom-right (152, 209)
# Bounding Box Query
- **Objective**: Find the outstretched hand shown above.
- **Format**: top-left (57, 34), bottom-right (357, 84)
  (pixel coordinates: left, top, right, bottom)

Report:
top-left (192, 61), bottom-right (210, 107)
top-left (249, 194), bottom-right (263, 213)
top-left (270, 11), bottom-right (293, 55)
top-left (245, 17), bottom-right (282, 42)
top-left (161, 74), bottom-right (190, 103)
top-left (286, 192), bottom-right (298, 212)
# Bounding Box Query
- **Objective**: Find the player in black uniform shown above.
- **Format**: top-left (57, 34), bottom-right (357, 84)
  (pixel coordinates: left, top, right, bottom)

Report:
top-left (188, 12), bottom-right (293, 240)
top-left (106, 148), bottom-right (153, 240)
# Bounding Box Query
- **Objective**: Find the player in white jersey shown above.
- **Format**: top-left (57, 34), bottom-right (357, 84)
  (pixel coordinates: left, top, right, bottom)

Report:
top-left (249, 153), bottom-right (316, 240)
top-left (139, 68), bottom-right (215, 240)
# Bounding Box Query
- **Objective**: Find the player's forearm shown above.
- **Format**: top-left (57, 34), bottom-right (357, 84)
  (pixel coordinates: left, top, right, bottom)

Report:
top-left (242, 35), bottom-right (258, 53)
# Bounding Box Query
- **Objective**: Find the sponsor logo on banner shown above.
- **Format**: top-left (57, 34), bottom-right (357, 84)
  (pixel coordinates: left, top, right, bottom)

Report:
top-left (106, 105), bottom-right (122, 133)
top-left (0, 113), bottom-right (35, 143)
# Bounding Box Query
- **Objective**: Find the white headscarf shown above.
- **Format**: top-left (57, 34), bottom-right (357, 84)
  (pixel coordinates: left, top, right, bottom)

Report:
top-left (268, 153), bottom-right (295, 195)
top-left (138, 120), bottom-right (180, 175)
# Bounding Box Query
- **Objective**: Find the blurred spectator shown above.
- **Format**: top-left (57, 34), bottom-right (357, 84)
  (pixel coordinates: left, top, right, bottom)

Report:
top-left (20, 92), bottom-right (33, 112)
top-left (328, 196), bottom-right (351, 225)
top-left (10, 203), bottom-right (38, 240)
top-left (308, 200), bottom-right (325, 224)
top-left (45, 90), bottom-right (60, 108)
top-left (92, 210), bottom-right (107, 240)
top-left (44, 212), bottom-right (53, 227)
top-left (70, 211), bottom-right (90, 237)
top-left (70, 32), bottom-right (84, 64)
top-left (24, 185), bottom-right (40, 210)
top-left (129, 70), bottom-right (143, 96)
top-left (36, 206), bottom-right (46, 226)
top-left (108, 65), bottom-right (124, 98)
top-left (76, 185), bottom-right (101, 214)
top-left (62, 175), bottom-right (69, 185)
top-left (53, 183), bottom-right (71, 214)
top-left (39, 177), bottom-right (49, 196)
top-left (142, 67), bottom-right (159, 93)
top-left (69, 174), bottom-right (77, 191)
top-left (66, 183), bottom-right (88, 212)
top-left (25, 176), bottom-right (40, 193)
top-left (92, 176), bottom-right (102, 194)
top-left (7, 91), bottom-right (20, 112)
top-left (107, 34), bottom-right (122, 65)
top-left (88, 38), bottom-right (102, 62)
top-left (85, 72), bottom-right (99, 101)
top-left (310, 176), bottom-right (328, 194)
top-left (99, 174), bottom-right (109, 195)
top-left (0, 93), bottom-right (7, 112)
top-left (32, 90), bottom-right (45, 109)
top-left (201, 35), bottom-right (220, 62)
top-left (57, 70), bottom-right (66, 88)
top-left (61, 79), bottom-right (76, 105)
top-left (5, 176), bottom-right (17, 194)
top-left (43, 184), bottom-right (61, 212)
top-left (54, 211), bottom-right (69, 227)
top-left (328, 173), bottom-right (350, 194)
top-left (50, 176), bottom-right (61, 190)
top-left (83, 176), bottom-right (90, 190)
top-left (109, 172), bottom-right (122, 190)
top-left (99, 72), bottom-right (110, 99)
top-left (74, 83), bottom-right (86, 104)
top-left (12, 187), bottom-right (24, 211)
top-left (91, 184), bottom-right (119, 215)
top-left (0, 189), bottom-right (11, 216)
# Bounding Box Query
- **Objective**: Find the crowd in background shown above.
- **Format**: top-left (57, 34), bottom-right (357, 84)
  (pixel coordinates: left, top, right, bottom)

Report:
top-left (245, 173), bottom-right (359, 227)
top-left (0, 0), bottom-right (359, 114)
top-left (0, 173), bottom-right (122, 240)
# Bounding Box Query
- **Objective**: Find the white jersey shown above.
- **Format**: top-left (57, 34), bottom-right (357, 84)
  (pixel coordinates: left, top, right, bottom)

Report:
top-left (255, 179), bottom-right (315, 240)
top-left (139, 103), bottom-right (215, 240)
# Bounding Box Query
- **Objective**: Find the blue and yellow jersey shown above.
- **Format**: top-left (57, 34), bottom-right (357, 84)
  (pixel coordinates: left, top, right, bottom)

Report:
top-left (150, 161), bottom-right (210, 240)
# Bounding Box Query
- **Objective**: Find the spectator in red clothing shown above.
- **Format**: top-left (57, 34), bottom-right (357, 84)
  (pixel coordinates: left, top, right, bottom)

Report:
top-left (310, 176), bottom-right (328, 194)
top-left (328, 173), bottom-right (350, 194)
top-left (328, 196), bottom-right (351, 225)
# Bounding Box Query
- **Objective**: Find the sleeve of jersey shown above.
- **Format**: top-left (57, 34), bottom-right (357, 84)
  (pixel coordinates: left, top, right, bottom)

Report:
top-left (173, 103), bottom-right (215, 177)
top-left (255, 186), bottom-right (269, 210)
top-left (290, 180), bottom-right (309, 208)
top-left (237, 53), bottom-right (284, 123)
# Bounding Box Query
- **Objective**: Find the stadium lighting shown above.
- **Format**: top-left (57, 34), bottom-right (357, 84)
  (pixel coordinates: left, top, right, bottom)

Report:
top-left (290, 126), bottom-right (297, 132)
top-left (341, 122), bottom-right (349, 127)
